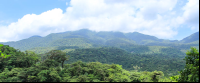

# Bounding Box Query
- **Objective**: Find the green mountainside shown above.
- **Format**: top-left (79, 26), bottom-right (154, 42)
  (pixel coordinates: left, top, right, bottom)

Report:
top-left (1, 44), bottom-right (198, 82)
top-left (124, 32), bottom-right (162, 44)
top-left (1, 29), bottom-right (199, 53)
top-left (64, 47), bottom-right (185, 76)
top-left (180, 31), bottom-right (199, 43)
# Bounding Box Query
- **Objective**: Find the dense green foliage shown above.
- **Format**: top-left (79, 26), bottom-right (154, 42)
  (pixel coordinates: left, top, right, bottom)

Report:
top-left (119, 44), bottom-right (186, 56)
top-left (0, 44), bottom-right (11, 59)
top-left (105, 38), bottom-right (136, 47)
top-left (0, 44), bottom-right (167, 82)
top-left (145, 42), bottom-right (199, 52)
top-left (0, 44), bottom-right (198, 82)
top-left (0, 30), bottom-right (198, 82)
top-left (65, 47), bottom-right (185, 76)
top-left (0, 44), bottom-right (39, 72)
top-left (124, 32), bottom-right (162, 44)
top-left (2, 29), bottom-right (198, 53)
top-left (178, 47), bottom-right (199, 82)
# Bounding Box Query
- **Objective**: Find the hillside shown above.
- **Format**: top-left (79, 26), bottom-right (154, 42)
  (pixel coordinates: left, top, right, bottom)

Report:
top-left (0, 41), bottom-right (198, 82)
top-left (124, 32), bottom-right (162, 44)
top-left (180, 31), bottom-right (199, 43)
top-left (1, 29), bottom-right (199, 55)
top-left (62, 47), bottom-right (185, 76)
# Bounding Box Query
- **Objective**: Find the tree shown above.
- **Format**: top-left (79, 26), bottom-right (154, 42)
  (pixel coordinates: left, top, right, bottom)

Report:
top-left (0, 44), bottom-right (11, 60)
top-left (25, 50), bottom-right (40, 64)
top-left (178, 47), bottom-right (199, 82)
top-left (44, 50), bottom-right (69, 68)
top-left (37, 69), bottom-right (61, 82)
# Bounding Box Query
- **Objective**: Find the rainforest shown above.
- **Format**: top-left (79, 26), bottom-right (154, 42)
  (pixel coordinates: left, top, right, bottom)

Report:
top-left (0, 29), bottom-right (199, 82)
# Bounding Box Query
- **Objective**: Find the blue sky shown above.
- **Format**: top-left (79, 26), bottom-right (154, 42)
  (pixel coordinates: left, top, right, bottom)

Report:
top-left (0, 0), bottom-right (199, 42)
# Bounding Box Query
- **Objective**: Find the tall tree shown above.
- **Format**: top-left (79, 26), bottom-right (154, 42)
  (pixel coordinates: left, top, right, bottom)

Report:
top-left (178, 47), bottom-right (199, 82)
top-left (45, 50), bottom-right (69, 68)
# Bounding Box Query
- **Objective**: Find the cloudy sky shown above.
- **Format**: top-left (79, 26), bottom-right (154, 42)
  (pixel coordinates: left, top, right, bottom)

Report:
top-left (0, 0), bottom-right (199, 42)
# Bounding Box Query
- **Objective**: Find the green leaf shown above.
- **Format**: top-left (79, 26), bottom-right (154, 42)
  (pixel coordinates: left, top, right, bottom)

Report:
top-left (1, 53), bottom-right (4, 57)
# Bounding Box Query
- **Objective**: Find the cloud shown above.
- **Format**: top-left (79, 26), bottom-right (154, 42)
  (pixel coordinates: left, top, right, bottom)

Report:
top-left (135, 0), bottom-right (177, 20)
top-left (181, 0), bottom-right (199, 30)
top-left (0, 0), bottom-right (199, 42)
top-left (0, 8), bottom-right (64, 42)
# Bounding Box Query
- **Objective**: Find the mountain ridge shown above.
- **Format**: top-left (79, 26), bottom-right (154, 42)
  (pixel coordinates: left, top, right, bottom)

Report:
top-left (0, 29), bottom-right (199, 52)
top-left (180, 31), bottom-right (199, 43)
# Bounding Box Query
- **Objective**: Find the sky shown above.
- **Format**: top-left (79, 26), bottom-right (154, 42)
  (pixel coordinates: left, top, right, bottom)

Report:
top-left (0, 0), bottom-right (199, 42)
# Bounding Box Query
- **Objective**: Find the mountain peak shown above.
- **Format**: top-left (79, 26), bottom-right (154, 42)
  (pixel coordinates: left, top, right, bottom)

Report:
top-left (30, 35), bottom-right (42, 38)
top-left (78, 28), bottom-right (91, 31)
top-left (180, 31), bottom-right (199, 43)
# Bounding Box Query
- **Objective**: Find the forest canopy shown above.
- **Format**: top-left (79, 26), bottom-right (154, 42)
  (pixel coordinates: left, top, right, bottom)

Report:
top-left (0, 44), bottom-right (199, 82)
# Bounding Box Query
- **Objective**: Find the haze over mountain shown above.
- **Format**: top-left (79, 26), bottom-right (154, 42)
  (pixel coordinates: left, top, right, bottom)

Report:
top-left (0, 29), bottom-right (199, 53)
top-left (180, 31), bottom-right (199, 43)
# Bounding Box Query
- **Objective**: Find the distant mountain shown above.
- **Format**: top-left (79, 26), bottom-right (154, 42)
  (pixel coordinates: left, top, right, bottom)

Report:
top-left (1, 29), bottom-right (199, 52)
top-left (96, 31), bottom-right (127, 39)
top-left (180, 31), bottom-right (199, 43)
top-left (30, 35), bottom-right (42, 38)
top-left (124, 32), bottom-right (162, 44)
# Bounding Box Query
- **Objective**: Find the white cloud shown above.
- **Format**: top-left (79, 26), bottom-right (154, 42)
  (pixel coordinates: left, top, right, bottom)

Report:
top-left (0, 8), bottom-right (64, 42)
top-left (135, 0), bottom-right (177, 20)
top-left (181, 0), bottom-right (199, 30)
top-left (0, 0), bottom-right (199, 42)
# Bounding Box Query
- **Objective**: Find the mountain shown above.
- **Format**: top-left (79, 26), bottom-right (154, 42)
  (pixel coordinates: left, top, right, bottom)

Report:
top-left (1, 29), bottom-right (199, 52)
top-left (124, 32), bottom-right (162, 44)
top-left (0, 29), bottom-right (136, 51)
top-left (180, 31), bottom-right (199, 43)
top-left (1, 29), bottom-right (197, 76)
top-left (1, 29), bottom-right (97, 51)
top-left (64, 47), bottom-right (185, 76)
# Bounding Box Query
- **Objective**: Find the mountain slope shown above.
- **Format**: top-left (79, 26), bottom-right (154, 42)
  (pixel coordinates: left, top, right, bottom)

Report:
top-left (124, 32), bottom-right (163, 44)
top-left (1, 29), bottom-right (199, 53)
top-left (180, 31), bottom-right (199, 43)
top-left (64, 47), bottom-right (185, 76)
